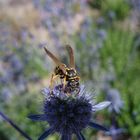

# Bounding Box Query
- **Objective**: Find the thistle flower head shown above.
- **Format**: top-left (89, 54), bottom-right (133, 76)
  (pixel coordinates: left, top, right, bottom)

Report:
top-left (29, 84), bottom-right (110, 140)
top-left (106, 88), bottom-right (123, 114)
top-left (43, 96), bottom-right (92, 135)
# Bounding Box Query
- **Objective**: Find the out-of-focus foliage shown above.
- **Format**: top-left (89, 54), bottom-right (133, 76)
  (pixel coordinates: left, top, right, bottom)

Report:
top-left (88, 0), bottom-right (130, 20)
top-left (100, 28), bottom-right (140, 138)
top-left (0, 0), bottom-right (140, 139)
top-left (101, 0), bottom-right (130, 20)
top-left (100, 28), bottom-right (134, 76)
top-left (87, 0), bottom-right (102, 9)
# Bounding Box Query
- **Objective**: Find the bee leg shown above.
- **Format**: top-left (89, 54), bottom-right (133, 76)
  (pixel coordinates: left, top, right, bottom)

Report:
top-left (62, 76), bottom-right (67, 90)
top-left (49, 74), bottom-right (58, 89)
top-left (49, 74), bottom-right (54, 89)
top-left (60, 79), bottom-right (63, 84)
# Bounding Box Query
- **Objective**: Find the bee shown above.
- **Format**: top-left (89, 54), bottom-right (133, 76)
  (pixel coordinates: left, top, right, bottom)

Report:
top-left (44, 45), bottom-right (80, 94)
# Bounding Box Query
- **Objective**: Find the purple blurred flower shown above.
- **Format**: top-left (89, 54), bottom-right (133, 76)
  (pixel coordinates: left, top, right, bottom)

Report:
top-left (10, 55), bottom-right (24, 74)
top-left (32, 0), bottom-right (41, 9)
top-left (96, 17), bottom-right (105, 26)
top-left (96, 29), bottom-right (107, 40)
top-left (106, 88), bottom-right (123, 113)
top-left (106, 126), bottom-right (125, 136)
top-left (105, 125), bottom-right (126, 140)
top-left (108, 11), bottom-right (116, 21)
top-left (130, 0), bottom-right (140, 11)
top-left (1, 88), bottom-right (12, 102)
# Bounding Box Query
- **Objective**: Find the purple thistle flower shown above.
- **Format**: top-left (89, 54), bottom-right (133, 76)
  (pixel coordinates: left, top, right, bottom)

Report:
top-left (28, 85), bottom-right (110, 140)
top-left (96, 29), bottom-right (107, 40)
top-left (96, 17), bottom-right (105, 26)
top-left (106, 126), bottom-right (125, 136)
top-left (106, 88), bottom-right (123, 114)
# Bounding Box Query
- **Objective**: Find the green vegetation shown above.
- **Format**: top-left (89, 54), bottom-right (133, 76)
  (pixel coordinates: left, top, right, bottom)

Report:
top-left (101, 0), bottom-right (130, 20)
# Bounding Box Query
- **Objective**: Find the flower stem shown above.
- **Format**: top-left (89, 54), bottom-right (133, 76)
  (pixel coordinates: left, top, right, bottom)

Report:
top-left (0, 111), bottom-right (32, 140)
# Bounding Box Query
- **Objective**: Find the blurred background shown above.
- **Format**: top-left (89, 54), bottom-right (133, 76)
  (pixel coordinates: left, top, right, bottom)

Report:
top-left (0, 0), bottom-right (140, 139)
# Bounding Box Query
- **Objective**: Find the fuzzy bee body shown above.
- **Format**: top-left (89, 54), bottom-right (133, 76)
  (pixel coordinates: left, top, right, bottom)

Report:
top-left (44, 45), bottom-right (80, 94)
top-left (54, 66), bottom-right (80, 93)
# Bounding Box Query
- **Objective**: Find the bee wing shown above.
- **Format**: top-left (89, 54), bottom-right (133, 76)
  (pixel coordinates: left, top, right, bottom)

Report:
top-left (66, 45), bottom-right (75, 68)
top-left (44, 47), bottom-right (66, 73)
top-left (44, 47), bottom-right (62, 65)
